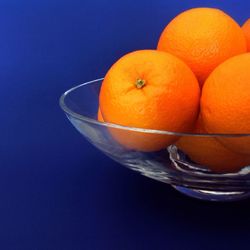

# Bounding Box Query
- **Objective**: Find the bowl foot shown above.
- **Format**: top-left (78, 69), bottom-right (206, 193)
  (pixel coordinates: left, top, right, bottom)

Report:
top-left (172, 185), bottom-right (250, 202)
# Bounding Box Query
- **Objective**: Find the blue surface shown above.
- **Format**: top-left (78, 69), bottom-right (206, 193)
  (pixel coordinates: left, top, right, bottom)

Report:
top-left (2, 0), bottom-right (250, 249)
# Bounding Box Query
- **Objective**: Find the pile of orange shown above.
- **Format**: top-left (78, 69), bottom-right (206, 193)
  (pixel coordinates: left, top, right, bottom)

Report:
top-left (97, 7), bottom-right (250, 173)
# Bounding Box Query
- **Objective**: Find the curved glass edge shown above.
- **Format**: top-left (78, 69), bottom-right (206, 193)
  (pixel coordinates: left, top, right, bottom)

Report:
top-left (59, 78), bottom-right (250, 138)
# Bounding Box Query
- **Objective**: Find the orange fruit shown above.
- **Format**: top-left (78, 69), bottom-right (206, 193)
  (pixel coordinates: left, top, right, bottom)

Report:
top-left (201, 53), bottom-right (250, 155)
top-left (157, 8), bottom-right (247, 85)
top-left (242, 19), bottom-right (250, 51)
top-left (176, 117), bottom-right (250, 173)
top-left (98, 107), bottom-right (175, 151)
top-left (97, 107), bottom-right (104, 122)
top-left (99, 50), bottom-right (200, 152)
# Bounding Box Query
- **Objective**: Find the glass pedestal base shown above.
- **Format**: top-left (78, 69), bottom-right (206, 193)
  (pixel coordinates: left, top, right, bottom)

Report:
top-left (173, 185), bottom-right (250, 202)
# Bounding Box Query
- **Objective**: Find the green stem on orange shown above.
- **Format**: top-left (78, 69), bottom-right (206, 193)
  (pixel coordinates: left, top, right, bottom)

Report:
top-left (135, 79), bottom-right (146, 89)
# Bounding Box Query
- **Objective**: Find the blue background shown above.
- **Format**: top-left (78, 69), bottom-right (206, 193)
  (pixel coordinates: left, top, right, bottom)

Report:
top-left (2, 0), bottom-right (250, 249)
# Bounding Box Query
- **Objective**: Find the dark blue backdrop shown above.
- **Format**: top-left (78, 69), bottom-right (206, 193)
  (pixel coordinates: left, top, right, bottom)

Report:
top-left (1, 0), bottom-right (250, 249)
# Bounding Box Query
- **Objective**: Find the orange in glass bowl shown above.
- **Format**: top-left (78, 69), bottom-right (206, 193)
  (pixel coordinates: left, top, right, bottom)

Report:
top-left (60, 78), bottom-right (250, 202)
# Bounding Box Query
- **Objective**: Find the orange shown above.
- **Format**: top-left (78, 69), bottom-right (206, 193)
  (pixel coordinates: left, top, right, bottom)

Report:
top-left (242, 19), bottom-right (250, 51)
top-left (99, 50), bottom-right (200, 152)
top-left (97, 107), bottom-right (104, 122)
top-left (176, 117), bottom-right (250, 173)
top-left (98, 107), bottom-right (175, 151)
top-left (201, 53), bottom-right (250, 155)
top-left (157, 8), bottom-right (247, 85)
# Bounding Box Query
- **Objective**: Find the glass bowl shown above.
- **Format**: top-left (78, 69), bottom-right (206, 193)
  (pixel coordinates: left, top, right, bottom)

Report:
top-left (59, 78), bottom-right (250, 202)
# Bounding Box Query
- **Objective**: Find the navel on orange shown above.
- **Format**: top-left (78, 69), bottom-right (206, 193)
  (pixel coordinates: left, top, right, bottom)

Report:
top-left (99, 50), bottom-right (200, 152)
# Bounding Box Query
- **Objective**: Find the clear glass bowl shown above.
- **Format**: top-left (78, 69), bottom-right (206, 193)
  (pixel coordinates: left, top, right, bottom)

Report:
top-left (59, 79), bottom-right (250, 202)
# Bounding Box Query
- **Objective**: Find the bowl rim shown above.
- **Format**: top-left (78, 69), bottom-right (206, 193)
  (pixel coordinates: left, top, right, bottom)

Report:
top-left (59, 78), bottom-right (250, 138)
